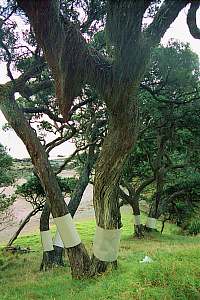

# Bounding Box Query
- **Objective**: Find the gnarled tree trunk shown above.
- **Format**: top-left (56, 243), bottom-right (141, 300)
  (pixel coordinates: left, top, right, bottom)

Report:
top-left (92, 107), bottom-right (138, 272)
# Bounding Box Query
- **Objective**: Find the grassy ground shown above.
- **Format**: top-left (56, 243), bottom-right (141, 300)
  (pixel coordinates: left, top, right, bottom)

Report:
top-left (0, 212), bottom-right (200, 300)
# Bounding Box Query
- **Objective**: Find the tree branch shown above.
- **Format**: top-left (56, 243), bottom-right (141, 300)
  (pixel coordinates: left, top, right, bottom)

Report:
top-left (56, 140), bottom-right (98, 175)
top-left (119, 187), bottom-right (130, 205)
top-left (0, 39), bottom-right (15, 82)
top-left (45, 127), bottom-right (77, 154)
top-left (187, 2), bottom-right (200, 39)
top-left (22, 106), bottom-right (64, 123)
top-left (145, 0), bottom-right (189, 45)
top-left (140, 83), bottom-right (200, 105)
top-left (17, 0), bottom-right (112, 118)
top-left (136, 177), bottom-right (155, 196)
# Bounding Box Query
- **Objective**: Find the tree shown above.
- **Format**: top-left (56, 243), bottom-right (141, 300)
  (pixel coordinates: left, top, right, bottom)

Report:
top-left (118, 40), bottom-right (200, 236)
top-left (140, 41), bottom-right (200, 230)
top-left (1, 0), bottom-right (200, 278)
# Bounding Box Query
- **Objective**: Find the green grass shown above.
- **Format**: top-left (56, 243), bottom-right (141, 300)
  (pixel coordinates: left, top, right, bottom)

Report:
top-left (0, 212), bottom-right (200, 300)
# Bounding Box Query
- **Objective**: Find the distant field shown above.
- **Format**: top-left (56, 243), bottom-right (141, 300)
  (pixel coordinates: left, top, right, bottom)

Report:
top-left (0, 212), bottom-right (200, 300)
top-left (11, 158), bottom-right (74, 180)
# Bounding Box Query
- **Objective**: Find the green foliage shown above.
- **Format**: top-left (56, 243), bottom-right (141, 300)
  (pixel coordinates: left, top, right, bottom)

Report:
top-left (0, 194), bottom-right (15, 211)
top-left (0, 144), bottom-right (15, 220)
top-left (146, 40), bottom-right (199, 92)
top-left (16, 175), bottom-right (78, 207)
top-left (124, 40), bottom-right (200, 184)
top-left (57, 176), bottom-right (78, 194)
top-left (122, 40), bottom-right (200, 223)
top-left (187, 218), bottom-right (200, 236)
top-left (0, 144), bottom-right (13, 187)
top-left (161, 172), bottom-right (200, 232)
top-left (123, 143), bottom-right (152, 182)
top-left (16, 175), bottom-right (45, 198)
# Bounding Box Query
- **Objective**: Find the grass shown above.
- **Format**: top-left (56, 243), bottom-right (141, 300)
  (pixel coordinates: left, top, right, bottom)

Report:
top-left (0, 212), bottom-right (200, 300)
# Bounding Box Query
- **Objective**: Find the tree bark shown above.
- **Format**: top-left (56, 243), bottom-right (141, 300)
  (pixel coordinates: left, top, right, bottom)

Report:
top-left (7, 0), bottom-right (189, 278)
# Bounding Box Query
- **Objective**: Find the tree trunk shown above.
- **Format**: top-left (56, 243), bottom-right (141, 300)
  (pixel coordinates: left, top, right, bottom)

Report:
top-left (145, 127), bottom-right (166, 232)
top-left (40, 203), bottom-right (65, 270)
top-left (131, 200), bottom-right (143, 239)
top-left (124, 195), bottom-right (143, 238)
top-left (68, 143), bottom-right (96, 215)
top-left (40, 144), bottom-right (96, 271)
top-left (7, 206), bottom-right (43, 247)
top-left (92, 109), bottom-right (138, 272)
top-left (0, 94), bottom-right (91, 278)
top-left (40, 202), bottom-right (54, 271)
top-left (119, 178), bottom-right (154, 238)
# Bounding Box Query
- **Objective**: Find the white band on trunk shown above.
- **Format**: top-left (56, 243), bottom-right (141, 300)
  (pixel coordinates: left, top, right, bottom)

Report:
top-left (54, 230), bottom-right (64, 248)
top-left (134, 215), bottom-right (141, 226)
top-left (53, 214), bottom-right (81, 248)
top-left (146, 217), bottom-right (157, 229)
top-left (40, 230), bottom-right (54, 252)
top-left (93, 226), bottom-right (121, 262)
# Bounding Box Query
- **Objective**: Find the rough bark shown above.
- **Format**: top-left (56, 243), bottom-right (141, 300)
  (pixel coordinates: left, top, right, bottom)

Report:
top-left (0, 91), bottom-right (91, 278)
top-left (145, 0), bottom-right (189, 45)
top-left (66, 243), bottom-right (91, 278)
top-left (131, 200), bottom-right (143, 239)
top-left (16, 1), bottom-right (189, 118)
top-left (119, 186), bottom-right (143, 239)
top-left (148, 169), bottom-right (165, 222)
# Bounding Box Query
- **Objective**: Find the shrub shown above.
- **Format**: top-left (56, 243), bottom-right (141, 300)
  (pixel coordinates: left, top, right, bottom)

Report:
top-left (187, 218), bottom-right (200, 235)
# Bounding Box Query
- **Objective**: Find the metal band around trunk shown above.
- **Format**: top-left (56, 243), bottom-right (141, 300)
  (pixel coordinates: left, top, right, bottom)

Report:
top-left (40, 230), bottom-right (54, 251)
top-left (93, 226), bottom-right (121, 262)
top-left (54, 230), bottom-right (64, 248)
top-left (134, 214), bottom-right (141, 226)
top-left (146, 217), bottom-right (157, 229)
top-left (54, 214), bottom-right (81, 248)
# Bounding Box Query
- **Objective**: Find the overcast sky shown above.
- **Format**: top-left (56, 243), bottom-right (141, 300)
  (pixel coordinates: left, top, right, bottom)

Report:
top-left (0, 6), bottom-right (200, 159)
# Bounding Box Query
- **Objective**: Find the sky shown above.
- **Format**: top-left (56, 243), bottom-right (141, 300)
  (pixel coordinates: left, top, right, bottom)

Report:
top-left (0, 5), bottom-right (200, 159)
